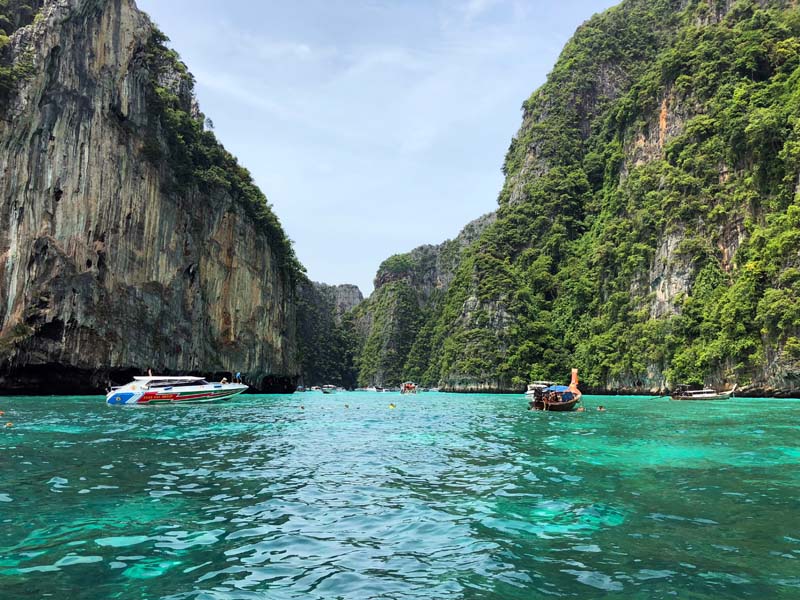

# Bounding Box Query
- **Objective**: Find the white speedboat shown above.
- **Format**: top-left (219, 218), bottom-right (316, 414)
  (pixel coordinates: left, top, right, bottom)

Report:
top-left (321, 385), bottom-right (337, 394)
top-left (106, 376), bottom-right (247, 405)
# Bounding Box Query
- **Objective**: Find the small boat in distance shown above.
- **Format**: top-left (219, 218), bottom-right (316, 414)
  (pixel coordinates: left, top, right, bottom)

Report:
top-left (321, 385), bottom-right (337, 394)
top-left (528, 370), bottom-right (582, 412)
top-left (401, 382), bottom-right (417, 394)
top-left (107, 376), bottom-right (247, 405)
top-left (671, 384), bottom-right (736, 401)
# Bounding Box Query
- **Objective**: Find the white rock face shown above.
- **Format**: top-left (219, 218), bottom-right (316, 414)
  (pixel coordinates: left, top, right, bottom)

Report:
top-left (0, 0), bottom-right (298, 391)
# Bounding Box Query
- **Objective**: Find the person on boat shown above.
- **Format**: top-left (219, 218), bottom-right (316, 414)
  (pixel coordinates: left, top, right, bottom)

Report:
top-left (221, 377), bottom-right (229, 384)
top-left (235, 371), bottom-right (242, 383)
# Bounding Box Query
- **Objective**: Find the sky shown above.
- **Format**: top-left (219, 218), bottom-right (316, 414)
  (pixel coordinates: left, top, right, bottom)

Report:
top-left (136, 0), bottom-right (619, 295)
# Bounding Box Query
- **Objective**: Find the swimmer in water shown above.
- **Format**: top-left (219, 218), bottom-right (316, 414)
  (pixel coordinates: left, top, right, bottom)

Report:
top-left (597, 405), bottom-right (606, 412)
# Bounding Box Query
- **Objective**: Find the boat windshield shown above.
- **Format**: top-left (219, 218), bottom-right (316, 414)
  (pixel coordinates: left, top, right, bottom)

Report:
top-left (146, 379), bottom-right (208, 389)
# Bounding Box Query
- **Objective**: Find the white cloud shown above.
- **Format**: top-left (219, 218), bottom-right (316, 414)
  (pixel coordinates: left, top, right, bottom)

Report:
top-left (223, 23), bottom-right (324, 64)
top-left (192, 69), bottom-right (301, 123)
top-left (461, 0), bottom-right (502, 22)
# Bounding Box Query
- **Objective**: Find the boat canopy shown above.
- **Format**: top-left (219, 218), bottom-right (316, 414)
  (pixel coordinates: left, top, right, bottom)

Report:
top-left (544, 385), bottom-right (569, 392)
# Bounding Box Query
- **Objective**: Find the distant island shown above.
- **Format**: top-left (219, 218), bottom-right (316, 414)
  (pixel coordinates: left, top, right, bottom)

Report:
top-left (1, 0), bottom-right (798, 397)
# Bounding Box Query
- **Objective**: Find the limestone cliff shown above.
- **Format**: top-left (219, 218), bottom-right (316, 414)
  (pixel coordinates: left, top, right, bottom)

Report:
top-left (0, 0), bottom-right (301, 393)
top-left (359, 0), bottom-right (800, 396)
top-left (325, 283), bottom-right (363, 323)
top-left (352, 213), bottom-right (495, 387)
top-left (296, 280), bottom-right (361, 388)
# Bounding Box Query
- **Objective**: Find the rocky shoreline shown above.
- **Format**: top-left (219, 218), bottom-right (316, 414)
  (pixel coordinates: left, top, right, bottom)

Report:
top-left (1, 367), bottom-right (796, 397)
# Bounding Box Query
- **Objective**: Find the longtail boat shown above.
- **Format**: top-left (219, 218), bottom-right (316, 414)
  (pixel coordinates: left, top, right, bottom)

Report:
top-left (527, 369), bottom-right (583, 412)
top-left (671, 384), bottom-right (736, 401)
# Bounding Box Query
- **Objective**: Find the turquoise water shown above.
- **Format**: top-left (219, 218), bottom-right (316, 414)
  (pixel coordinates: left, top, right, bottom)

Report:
top-left (1, 392), bottom-right (799, 599)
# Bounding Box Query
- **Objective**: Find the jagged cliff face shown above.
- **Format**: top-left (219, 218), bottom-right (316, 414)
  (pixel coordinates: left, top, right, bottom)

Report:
top-left (360, 0), bottom-right (800, 396)
top-left (0, 0), bottom-right (300, 392)
top-left (296, 280), bottom-right (361, 388)
top-left (325, 283), bottom-right (363, 323)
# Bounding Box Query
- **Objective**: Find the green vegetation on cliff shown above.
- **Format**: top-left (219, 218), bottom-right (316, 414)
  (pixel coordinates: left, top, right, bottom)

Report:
top-left (0, 0), bottom-right (41, 106)
top-left (446, 0), bottom-right (800, 392)
top-left (350, 214), bottom-right (495, 388)
top-left (353, 0), bottom-right (800, 394)
top-left (353, 280), bottom-right (423, 387)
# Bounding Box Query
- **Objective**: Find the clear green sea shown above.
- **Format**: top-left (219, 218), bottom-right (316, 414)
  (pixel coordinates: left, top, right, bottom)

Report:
top-left (1, 392), bottom-right (799, 599)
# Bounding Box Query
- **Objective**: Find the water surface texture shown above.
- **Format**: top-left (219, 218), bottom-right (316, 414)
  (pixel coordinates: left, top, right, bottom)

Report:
top-left (1, 393), bottom-right (799, 599)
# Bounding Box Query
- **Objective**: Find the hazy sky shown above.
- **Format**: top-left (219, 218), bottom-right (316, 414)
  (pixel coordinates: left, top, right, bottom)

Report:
top-left (136, 0), bottom-right (619, 294)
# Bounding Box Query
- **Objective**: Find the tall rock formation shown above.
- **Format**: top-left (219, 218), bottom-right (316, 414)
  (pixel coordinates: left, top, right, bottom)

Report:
top-left (296, 280), bottom-right (362, 388)
top-left (325, 283), bottom-right (363, 323)
top-left (360, 0), bottom-right (800, 396)
top-left (352, 213), bottom-right (495, 387)
top-left (0, 0), bottom-right (301, 393)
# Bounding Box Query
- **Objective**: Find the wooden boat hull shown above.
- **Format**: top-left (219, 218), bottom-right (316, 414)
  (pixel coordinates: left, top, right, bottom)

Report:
top-left (530, 397), bottom-right (580, 412)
